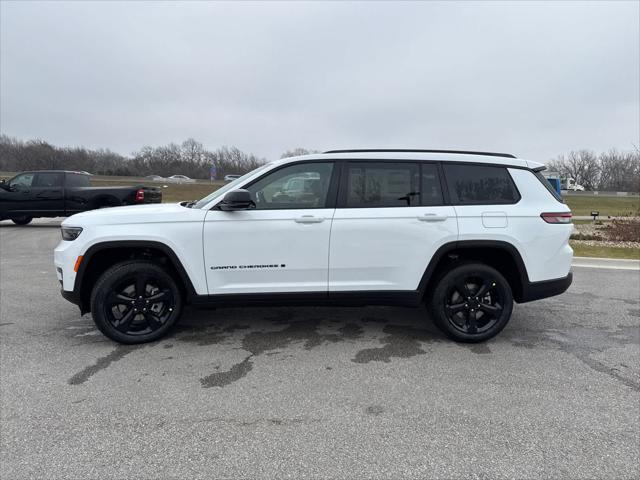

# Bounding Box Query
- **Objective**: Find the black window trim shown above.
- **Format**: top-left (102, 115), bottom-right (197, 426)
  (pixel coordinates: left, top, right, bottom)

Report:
top-left (440, 161), bottom-right (522, 206)
top-left (234, 159), bottom-right (341, 211)
top-left (221, 158), bottom-right (527, 210)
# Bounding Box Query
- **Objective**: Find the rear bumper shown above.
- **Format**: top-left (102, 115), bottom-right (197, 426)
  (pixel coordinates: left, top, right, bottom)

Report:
top-left (518, 272), bottom-right (573, 303)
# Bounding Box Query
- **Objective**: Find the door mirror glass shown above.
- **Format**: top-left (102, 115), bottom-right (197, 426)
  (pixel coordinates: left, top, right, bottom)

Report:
top-left (218, 189), bottom-right (255, 211)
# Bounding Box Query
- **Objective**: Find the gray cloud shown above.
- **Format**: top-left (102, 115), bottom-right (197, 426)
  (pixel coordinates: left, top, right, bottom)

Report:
top-left (1, 1), bottom-right (638, 161)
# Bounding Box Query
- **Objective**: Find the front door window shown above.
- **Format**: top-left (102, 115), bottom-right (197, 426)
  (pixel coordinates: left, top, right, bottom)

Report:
top-left (246, 163), bottom-right (334, 210)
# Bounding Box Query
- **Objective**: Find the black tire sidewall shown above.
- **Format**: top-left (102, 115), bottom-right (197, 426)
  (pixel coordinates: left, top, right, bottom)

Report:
top-left (430, 263), bottom-right (514, 343)
top-left (90, 261), bottom-right (182, 344)
top-left (11, 216), bottom-right (33, 225)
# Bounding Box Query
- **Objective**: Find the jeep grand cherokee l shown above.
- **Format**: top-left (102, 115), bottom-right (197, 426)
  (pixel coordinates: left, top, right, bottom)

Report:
top-left (55, 149), bottom-right (573, 344)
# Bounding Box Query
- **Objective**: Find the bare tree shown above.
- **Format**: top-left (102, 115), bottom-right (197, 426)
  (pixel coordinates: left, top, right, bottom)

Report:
top-left (547, 150), bottom-right (601, 190)
top-left (280, 147), bottom-right (320, 158)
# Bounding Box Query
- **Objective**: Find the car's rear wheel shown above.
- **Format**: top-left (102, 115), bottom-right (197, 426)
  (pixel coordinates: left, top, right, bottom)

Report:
top-left (429, 263), bottom-right (513, 343)
top-left (90, 261), bottom-right (182, 344)
top-left (11, 216), bottom-right (33, 225)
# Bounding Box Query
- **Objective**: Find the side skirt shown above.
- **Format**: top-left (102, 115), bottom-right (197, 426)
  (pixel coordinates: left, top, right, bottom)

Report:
top-left (190, 290), bottom-right (423, 309)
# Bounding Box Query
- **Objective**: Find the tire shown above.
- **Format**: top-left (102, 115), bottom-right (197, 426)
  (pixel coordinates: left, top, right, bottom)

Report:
top-left (90, 261), bottom-right (183, 344)
top-left (11, 216), bottom-right (33, 225)
top-left (428, 262), bottom-right (513, 343)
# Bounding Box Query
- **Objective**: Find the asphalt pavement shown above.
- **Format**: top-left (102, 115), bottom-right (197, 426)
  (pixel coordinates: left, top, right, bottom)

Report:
top-left (1, 219), bottom-right (639, 479)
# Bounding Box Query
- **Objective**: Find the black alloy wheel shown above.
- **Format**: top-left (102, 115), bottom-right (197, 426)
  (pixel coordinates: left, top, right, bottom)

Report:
top-left (430, 263), bottom-right (513, 343)
top-left (90, 261), bottom-right (182, 344)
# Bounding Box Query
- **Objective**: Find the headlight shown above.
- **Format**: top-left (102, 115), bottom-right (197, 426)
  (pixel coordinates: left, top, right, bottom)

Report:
top-left (61, 227), bottom-right (83, 241)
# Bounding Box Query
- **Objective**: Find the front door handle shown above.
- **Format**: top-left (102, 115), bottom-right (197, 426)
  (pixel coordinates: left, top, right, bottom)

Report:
top-left (418, 213), bottom-right (448, 222)
top-left (294, 215), bottom-right (324, 224)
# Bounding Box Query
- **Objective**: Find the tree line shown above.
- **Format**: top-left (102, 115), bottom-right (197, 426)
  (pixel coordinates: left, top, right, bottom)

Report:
top-left (0, 135), bottom-right (265, 180)
top-left (0, 134), bottom-right (638, 191)
top-left (547, 149), bottom-right (639, 192)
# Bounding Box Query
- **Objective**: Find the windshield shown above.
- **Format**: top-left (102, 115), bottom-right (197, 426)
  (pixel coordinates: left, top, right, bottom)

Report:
top-left (192, 162), bottom-right (273, 209)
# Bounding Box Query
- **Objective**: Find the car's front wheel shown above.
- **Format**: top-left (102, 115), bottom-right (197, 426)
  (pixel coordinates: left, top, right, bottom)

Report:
top-left (429, 263), bottom-right (513, 343)
top-left (90, 261), bottom-right (183, 344)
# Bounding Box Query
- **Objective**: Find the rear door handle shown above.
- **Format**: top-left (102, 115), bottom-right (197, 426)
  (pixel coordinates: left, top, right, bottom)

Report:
top-left (294, 215), bottom-right (324, 224)
top-left (418, 213), bottom-right (448, 222)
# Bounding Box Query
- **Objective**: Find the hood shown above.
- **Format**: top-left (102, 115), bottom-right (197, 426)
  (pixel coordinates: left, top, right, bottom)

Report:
top-left (62, 203), bottom-right (206, 227)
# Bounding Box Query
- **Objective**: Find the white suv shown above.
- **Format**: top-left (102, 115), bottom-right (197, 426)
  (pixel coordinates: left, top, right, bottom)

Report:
top-left (55, 149), bottom-right (573, 344)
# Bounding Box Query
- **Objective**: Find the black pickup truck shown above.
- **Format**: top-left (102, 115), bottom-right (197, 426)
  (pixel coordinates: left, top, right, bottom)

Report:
top-left (0, 170), bottom-right (162, 225)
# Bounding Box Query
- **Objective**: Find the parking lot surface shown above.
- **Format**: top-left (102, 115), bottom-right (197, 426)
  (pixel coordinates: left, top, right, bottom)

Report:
top-left (1, 220), bottom-right (639, 479)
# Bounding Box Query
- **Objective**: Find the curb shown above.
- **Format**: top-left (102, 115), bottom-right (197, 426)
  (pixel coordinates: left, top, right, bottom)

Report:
top-left (573, 256), bottom-right (640, 270)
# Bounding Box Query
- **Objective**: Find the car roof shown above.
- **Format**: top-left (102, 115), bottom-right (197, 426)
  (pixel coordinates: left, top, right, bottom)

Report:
top-left (272, 150), bottom-right (538, 169)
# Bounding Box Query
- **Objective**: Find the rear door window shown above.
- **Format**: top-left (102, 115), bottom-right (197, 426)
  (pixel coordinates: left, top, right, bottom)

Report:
top-left (443, 164), bottom-right (519, 205)
top-left (344, 163), bottom-right (420, 207)
top-left (34, 172), bottom-right (64, 187)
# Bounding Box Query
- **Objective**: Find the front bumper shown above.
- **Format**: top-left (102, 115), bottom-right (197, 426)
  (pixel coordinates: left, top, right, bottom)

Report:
top-left (518, 272), bottom-right (573, 303)
top-left (61, 288), bottom-right (81, 307)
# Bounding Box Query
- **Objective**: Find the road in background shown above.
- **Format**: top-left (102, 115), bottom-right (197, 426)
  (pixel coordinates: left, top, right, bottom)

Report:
top-left (1, 221), bottom-right (639, 479)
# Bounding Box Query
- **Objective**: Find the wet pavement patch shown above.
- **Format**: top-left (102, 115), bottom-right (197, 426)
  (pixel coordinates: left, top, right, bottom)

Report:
top-left (200, 356), bottom-right (254, 388)
top-left (240, 319), bottom-right (363, 356)
top-left (468, 343), bottom-right (492, 354)
top-left (197, 317), bottom-right (366, 388)
top-left (352, 325), bottom-right (436, 364)
top-left (177, 327), bottom-right (227, 346)
top-left (68, 345), bottom-right (139, 385)
top-left (365, 405), bottom-right (385, 415)
top-left (222, 324), bottom-right (251, 333)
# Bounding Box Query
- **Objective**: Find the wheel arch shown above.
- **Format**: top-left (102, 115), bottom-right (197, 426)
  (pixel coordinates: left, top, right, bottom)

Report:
top-left (418, 240), bottom-right (530, 303)
top-left (75, 240), bottom-right (197, 314)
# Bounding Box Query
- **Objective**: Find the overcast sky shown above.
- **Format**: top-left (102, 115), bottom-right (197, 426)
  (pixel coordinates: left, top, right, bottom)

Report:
top-left (1, 1), bottom-right (638, 161)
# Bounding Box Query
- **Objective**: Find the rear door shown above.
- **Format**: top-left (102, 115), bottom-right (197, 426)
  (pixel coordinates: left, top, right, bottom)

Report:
top-left (328, 161), bottom-right (458, 292)
top-left (441, 163), bottom-right (521, 240)
top-left (64, 172), bottom-right (91, 214)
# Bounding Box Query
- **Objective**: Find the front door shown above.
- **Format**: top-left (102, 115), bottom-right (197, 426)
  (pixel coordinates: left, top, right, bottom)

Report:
top-left (3, 172), bottom-right (37, 216)
top-left (203, 161), bottom-right (337, 295)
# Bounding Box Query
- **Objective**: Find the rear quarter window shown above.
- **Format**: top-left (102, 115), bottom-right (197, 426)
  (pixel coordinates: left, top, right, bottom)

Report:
top-left (533, 170), bottom-right (564, 203)
top-left (443, 164), bottom-right (520, 205)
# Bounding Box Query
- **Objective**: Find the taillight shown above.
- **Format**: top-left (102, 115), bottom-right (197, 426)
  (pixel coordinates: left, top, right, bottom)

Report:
top-left (135, 189), bottom-right (145, 202)
top-left (541, 212), bottom-right (572, 224)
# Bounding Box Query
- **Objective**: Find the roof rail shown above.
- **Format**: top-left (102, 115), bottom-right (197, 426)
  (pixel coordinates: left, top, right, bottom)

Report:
top-left (323, 149), bottom-right (517, 159)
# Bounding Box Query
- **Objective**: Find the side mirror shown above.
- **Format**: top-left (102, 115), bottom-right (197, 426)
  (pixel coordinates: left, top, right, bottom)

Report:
top-left (218, 189), bottom-right (255, 211)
